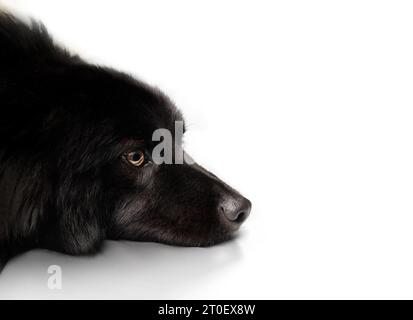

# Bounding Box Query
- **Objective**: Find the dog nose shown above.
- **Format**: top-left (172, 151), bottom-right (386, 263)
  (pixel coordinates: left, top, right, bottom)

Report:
top-left (220, 196), bottom-right (251, 225)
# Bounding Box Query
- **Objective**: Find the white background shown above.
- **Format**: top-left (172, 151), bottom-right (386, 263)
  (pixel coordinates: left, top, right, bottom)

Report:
top-left (0, 0), bottom-right (413, 299)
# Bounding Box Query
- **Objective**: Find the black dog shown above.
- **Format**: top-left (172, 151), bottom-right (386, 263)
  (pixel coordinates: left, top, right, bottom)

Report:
top-left (0, 13), bottom-right (251, 271)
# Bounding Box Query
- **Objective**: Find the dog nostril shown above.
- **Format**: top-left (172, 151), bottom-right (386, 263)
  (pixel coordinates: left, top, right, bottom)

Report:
top-left (221, 197), bottom-right (251, 225)
top-left (234, 210), bottom-right (249, 224)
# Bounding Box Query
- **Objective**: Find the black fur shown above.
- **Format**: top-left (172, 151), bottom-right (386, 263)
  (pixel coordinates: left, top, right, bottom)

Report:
top-left (0, 13), bottom-right (251, 271)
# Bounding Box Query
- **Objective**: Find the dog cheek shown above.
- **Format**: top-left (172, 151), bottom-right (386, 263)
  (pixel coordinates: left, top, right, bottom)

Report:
top-left (108, 191), bottom-right (151, 239)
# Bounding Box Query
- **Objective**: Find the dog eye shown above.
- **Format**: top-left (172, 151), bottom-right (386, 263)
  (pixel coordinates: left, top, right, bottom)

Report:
top-left (125, 150), bottom-right (145, 167)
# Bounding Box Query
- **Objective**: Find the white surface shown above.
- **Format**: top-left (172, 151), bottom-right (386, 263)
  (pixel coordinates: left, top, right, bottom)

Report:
top-left (1, 0), bottom-right (413, 299)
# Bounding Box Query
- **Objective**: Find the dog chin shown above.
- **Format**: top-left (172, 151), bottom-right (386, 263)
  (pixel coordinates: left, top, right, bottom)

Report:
top-left (132, 228), bottom-right (238, 248)
top-left (179, 230), bottom-right (239, 248)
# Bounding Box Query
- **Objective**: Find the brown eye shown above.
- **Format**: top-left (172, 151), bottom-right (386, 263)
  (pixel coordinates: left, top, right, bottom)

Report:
top-left (125, 150), bottom-right (145, 167)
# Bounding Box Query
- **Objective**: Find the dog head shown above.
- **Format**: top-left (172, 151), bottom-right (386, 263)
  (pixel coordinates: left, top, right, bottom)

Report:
top-left (55, 66), bottom-right (251, 247)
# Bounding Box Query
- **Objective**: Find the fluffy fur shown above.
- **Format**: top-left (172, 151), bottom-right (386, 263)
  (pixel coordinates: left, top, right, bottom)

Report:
top-left (0, 13), bottom-right (251, 271)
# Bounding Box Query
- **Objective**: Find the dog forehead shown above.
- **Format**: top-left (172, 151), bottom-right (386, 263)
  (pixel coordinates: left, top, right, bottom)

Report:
top-left (122, 85), bottom-right (184, 138)
top-left (70, 67), bottom-right (184, 139)
top-left (114, 94), bottom-right (185, 146)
